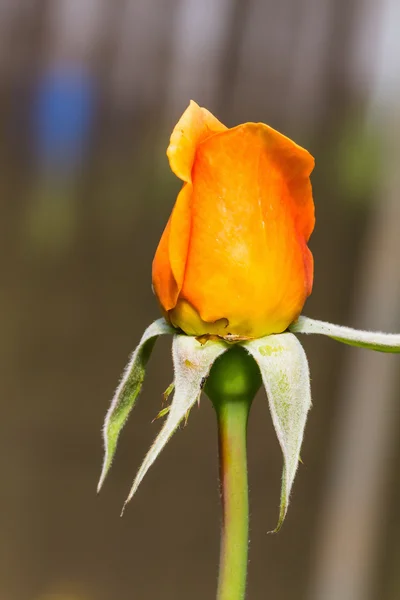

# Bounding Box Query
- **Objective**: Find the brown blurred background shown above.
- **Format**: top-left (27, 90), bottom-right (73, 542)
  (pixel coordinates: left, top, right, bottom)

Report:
top-left (1, 0), bottom-right (400, 599)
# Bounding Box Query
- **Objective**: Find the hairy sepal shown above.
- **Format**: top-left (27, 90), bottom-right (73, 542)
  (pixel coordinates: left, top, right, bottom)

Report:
top-left (98, 319), bottom-right (175, 493)
top-left (122, 334), bottom-right (228, 513)
top-left (243, 333), bottom-right (311, 531)
top-left (290, 316), bottom-right (400, 353)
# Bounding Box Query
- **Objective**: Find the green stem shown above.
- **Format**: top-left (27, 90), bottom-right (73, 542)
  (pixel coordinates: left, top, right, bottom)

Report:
top-left (215, 396), bottom-right (250, 600)
top-left (205, 346), bottom-right (261, 600)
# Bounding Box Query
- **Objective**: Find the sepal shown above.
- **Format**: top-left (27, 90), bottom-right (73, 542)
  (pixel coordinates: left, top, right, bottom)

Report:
top-left (121, 335), bottom-right (228, 513)
top-left (290, 316), bottom-right (400, 353)
top-left (98, 319), bottom-right (175, 493)
top-left (243, 333), bottom-right (311, 531)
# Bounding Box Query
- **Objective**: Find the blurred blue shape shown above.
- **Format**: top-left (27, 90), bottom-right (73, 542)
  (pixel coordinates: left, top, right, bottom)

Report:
top-left (32, 66), bottom-right (96, 174)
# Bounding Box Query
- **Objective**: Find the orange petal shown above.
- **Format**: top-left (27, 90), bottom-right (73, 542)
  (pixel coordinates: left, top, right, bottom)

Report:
top-left (167, 100), bottom-right (227, 183)
top-left (152, 183), bottom-right (192, 311)
top-left (252, 121), bottom-right (315, 293)
top-left (152, 216), bottom-right (176, 312)
top-left (168, 182), bottom-right (192, 296)
top-left (254, 122), bottom-right (315, 240)
top-left (175, 123), bottom-right (314, 337)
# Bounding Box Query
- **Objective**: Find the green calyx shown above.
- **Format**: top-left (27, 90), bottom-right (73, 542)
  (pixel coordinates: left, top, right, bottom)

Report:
top-left (205, 345), bottom-right (262, 407)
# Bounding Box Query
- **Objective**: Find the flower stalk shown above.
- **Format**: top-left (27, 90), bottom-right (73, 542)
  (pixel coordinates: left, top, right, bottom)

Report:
top-left (214, 391), bottom-right (251, 600)
top-left (206, 346), bottom-right (261, 600)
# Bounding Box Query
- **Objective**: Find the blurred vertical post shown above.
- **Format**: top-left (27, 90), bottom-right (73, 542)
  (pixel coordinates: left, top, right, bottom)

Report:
top-left (25, 0), bottom-right (108, 257)
top-left (309, 0), bottom-right (400, 597)
top-left (111, 0), bottom-right (177, 116)
top-left (165, 0), bottom-right (233, 115)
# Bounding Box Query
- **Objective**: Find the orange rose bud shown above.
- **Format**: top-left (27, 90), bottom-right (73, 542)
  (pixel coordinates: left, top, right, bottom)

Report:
top-left (152, 101), bottom-right (315, 339)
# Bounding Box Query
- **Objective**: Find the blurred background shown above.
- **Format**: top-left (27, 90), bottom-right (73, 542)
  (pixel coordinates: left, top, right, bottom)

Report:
top-left (1, 0), bottom-right (400, 599)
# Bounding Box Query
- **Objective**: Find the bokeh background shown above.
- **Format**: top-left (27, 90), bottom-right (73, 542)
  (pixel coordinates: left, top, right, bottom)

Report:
top-left (1, 0), bottom-right (400, 599)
